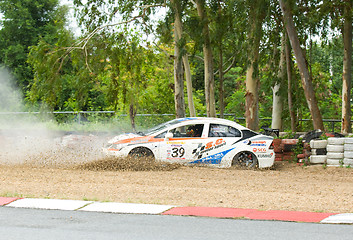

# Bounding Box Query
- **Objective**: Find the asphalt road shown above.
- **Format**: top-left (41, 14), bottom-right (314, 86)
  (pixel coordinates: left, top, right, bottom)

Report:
top-left (1, 207), bottom-right (352, 240)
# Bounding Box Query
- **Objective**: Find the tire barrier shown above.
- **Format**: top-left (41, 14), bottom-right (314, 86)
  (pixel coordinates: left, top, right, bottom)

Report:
top-left (310, 140), bottom-right (327, 149)
top-left (343, 138), bottom-right (353, 167)
top-left (309, 139), bottom-right (327, 165)
top-left (276, 137), bottom-right (353, 167)
top-left (325, 138), bottom-right (344, 167)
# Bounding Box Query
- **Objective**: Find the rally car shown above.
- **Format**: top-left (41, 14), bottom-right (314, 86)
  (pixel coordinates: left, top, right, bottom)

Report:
top-left (103, 117), bottom-right (275, 168)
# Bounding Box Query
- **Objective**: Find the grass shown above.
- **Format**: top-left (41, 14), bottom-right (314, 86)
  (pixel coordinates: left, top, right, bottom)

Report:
top-left (82, 196), bottom-right (99, 202)
top-left (0, 192), bottom-right (38, 199)
top-left (0, 192), bottom-right (24, 198)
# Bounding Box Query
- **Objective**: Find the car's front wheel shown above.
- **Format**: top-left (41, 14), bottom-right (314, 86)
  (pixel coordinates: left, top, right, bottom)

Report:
top-left (129, 147), bottom-right (154, 159)
top-left (232, 151), bottom-right (258, 168)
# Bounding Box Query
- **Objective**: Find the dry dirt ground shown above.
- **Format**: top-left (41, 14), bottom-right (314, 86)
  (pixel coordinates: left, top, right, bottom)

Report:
top-left (1, 158), bottom-right (353, 214)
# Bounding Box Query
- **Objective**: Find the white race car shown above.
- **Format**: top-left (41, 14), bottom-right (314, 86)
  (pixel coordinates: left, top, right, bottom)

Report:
top-left (104, 117), bottom-right (275, 168)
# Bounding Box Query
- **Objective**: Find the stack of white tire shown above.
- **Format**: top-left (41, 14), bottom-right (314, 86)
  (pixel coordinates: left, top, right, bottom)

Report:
top-left (309, 140), bottom-right (327, 164)
top-left (344, 138), bottom-right (353, 167)
top-left (326, 138), bottom-right (345, 166)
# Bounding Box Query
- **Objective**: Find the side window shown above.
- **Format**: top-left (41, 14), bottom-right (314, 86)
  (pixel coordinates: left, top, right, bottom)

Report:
top-left (155, 131), bottom-right (167, 138)
top-left (209, 124), bottom-right (241, 137)
top-left (170, 124), bottom-right (204, 138)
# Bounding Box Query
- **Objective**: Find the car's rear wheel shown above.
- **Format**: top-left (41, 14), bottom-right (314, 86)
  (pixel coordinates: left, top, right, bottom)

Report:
top-left (232, 151), bottom-right (258, 168)
top-left (129, 148), bottom-right (154, 159)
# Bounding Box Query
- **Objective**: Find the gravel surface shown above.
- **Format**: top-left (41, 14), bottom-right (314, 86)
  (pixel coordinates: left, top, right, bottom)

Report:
top-left (1, 159), bottom-right (353, 213)
top-left (1, 132), bottom-right (353, 213)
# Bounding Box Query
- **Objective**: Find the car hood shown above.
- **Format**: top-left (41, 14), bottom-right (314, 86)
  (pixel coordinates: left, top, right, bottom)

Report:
top-left (107, 133), bottom-right (142, 144)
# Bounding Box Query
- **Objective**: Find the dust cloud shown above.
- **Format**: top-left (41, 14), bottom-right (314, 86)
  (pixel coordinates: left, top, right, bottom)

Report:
top-left (0, 69), bottom-right (107, 167)
top-left (0, 69), bottom-right (178, 171)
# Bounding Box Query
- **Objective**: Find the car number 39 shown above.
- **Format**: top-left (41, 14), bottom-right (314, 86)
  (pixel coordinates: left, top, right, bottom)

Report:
top-left (171, 147), bottom-right (185, 157)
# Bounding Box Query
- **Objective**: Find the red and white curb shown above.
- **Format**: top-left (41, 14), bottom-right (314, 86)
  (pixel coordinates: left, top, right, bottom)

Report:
top-left (1, 197), bottom-right (352, 224)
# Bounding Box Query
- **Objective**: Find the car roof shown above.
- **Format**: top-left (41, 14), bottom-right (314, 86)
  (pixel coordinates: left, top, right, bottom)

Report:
top-left (173, 117), bottom-right (248, 130)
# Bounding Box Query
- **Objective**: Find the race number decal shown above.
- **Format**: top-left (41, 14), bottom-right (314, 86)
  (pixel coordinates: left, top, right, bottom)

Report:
top-left (171, 147), bottom-right (185, 158)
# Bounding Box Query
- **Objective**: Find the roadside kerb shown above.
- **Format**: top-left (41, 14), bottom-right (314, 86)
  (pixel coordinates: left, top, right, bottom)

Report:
top-left (80, 202), bottom-right (175, 214)
top-left (6, 198), bottom-right (94, 211)
top-left (1, 197), bottom-right (352, 224)
top-left (162, 207), bottom-right (336, 223)
top-left (0, 197), bottom-right (21, 206)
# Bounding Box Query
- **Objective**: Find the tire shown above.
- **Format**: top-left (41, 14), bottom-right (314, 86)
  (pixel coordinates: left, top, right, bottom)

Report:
top-left (326, 144), bottom-right (344, 152)
top-left (310, 155), bottom-right (326, 164)
top-left (344, 151), bottom-right (353, 158)
top-left (327, 137), bottom-right (345, 145)
top-left (343, 158), bottom-right (353, 166)
top-left (129, 148), bottom-right (154, 159)
top-left (310, 140), bottom-right (327, 149)
top-left (344, 144), bottom-right (353, 151)
top-left (232, 152), bottom-right (258, 168)
top-left (326, 159), bottom-right (341, 166)
top-left (311, 148), bottom-right (327, 155)
top-left (344, 138), bottom-right (353, 144)
top-left (327, 152), bottom-right (344, 159)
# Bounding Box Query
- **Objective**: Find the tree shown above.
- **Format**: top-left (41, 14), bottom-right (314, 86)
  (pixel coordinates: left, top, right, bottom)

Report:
top-left (271, 34), bottom-right (286, 130)
top-left (171, 0), bottom-right (186, 118)
top-left (195, 0), bottom-right (216, 117)
top-left (209, 0), bottom-right (239, 119)
top-left (245, 0), bottom-right (267, 131)
top-left (285, 34), bottom-right (297, 132)
top-left (279, 0), bottom-right (324, 130)
top-left (341, 0), bottom-right (352, 133)
top-left (0, 0), bottom-right (62, 94)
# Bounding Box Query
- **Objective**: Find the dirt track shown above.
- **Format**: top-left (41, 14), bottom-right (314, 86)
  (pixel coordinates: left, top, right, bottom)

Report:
top-left (1, 160), bottom-right (353, 213)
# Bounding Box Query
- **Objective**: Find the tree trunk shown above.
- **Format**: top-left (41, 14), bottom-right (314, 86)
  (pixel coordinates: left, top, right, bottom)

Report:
top-left (245, 62), bottom-right (259, 131)
top-left (279, 0), bottom-right (324, 130)
top-left (195, 0), bottom-right (216, 117)
top-left (271, 35), bottom-right (286, 130)
top-left (341, 0), bottom-right (352, 134)
top-left (172, 0), bottom-right (185, 118)
top-left (285, 34), bottom-right (297, 133)
top-left (219, 46), bottom-right (224, 118)
top-left (271, 36), bottom-right (286, 130)
top-left (245, 1), bottom-right (265, 131)
top-left (183, 55), bottom-right (196, 117)
top-left (129, 103), bottom-right (137, 132)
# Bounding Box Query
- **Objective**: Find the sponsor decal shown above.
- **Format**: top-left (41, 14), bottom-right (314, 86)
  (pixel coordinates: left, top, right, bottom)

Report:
top-left (251, 143), bottom-right (266, 146)
top-left (167, 141), bottom-right (186, 145)
top-left (189, 148), bottom-right (235, 164)
top-left (192, 139), bottom-right (226, 159)
top-left (250, 140), bottom-right (267, 147)
top-left (257, 153), bottom-right (274, 158)
top-left (253, 148), bottom-right (267, 152)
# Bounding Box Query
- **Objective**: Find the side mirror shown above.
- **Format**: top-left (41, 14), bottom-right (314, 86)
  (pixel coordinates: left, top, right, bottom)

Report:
top-left (165, 132), bottom-right (173, 141)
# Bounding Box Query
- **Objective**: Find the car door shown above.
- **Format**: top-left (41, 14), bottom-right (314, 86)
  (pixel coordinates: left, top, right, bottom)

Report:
top-left (189, 123), bottom-right (242, 164)
top-left (158, 123), bottom-right (205, 163)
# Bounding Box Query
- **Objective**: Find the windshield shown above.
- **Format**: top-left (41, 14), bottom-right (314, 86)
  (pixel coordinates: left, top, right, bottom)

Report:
top-left (143, 119), bottom-right (184, 136)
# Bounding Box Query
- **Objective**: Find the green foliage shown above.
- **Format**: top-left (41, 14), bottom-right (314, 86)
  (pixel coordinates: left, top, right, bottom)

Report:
top-left (0, 0), bottom-right (64, 93)
top-left (292, 138), bottom-right (304, 163)
top-left (1, 0), bottom-right (352, 133)
top-left (224, 67), bottom-right (246, 117)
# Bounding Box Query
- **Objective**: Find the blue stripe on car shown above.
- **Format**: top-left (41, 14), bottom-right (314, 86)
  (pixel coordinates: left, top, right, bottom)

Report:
top-left (189, 148), bottom-right (235, 164)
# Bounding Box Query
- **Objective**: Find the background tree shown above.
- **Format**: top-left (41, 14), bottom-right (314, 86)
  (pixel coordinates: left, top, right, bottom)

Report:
top-left (341, 0), bottom-right (352, 133)
top-left (0, 0), bottom-right (62, 94)
top-left (195, 0), bottom-right (216, 117)
top-left (279, 0), bottom-right (324, 130)
top-left (171, 0), bottom-right (186, 118)
top-left (245, 0), bottom-right (267, 131)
